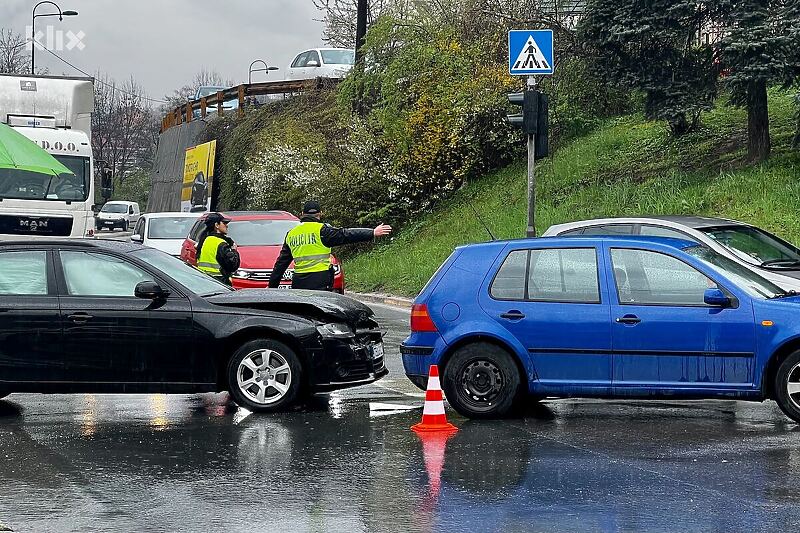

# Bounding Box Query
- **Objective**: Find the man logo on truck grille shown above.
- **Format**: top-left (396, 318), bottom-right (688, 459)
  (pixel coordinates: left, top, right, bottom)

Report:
top-left (20, 81), bottom-right (37, 92)
top-left (19, 219), bottom-right (48, 231)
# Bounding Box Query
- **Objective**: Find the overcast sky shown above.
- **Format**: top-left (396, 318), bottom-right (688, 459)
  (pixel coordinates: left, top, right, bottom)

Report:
top-left (0, 0), bottom-right (325, 103)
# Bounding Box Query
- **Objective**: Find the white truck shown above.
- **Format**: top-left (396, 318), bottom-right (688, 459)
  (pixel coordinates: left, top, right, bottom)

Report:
top-left (0, 74), bottom-right (112, 238)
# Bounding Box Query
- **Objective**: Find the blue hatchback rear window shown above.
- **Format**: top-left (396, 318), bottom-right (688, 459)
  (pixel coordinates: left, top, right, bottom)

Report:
top-left (490, 248), bottom-right (600, 303)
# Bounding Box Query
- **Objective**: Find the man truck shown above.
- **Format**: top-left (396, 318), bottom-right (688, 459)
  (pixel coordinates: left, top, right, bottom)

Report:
top-left (0, 74), bottom-right (112, 238)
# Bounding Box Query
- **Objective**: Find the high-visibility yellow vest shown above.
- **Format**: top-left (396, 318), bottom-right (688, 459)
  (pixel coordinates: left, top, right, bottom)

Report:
top-left (286, 222), bottom-right (332, 274)
top-left (197, 235), bottom-right (225, 276)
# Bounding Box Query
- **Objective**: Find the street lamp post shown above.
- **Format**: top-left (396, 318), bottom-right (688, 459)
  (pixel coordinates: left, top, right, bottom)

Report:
top-left (248, 60), bottom-right (278, 85)
top-left (31, 1), bottom-right (78, 74)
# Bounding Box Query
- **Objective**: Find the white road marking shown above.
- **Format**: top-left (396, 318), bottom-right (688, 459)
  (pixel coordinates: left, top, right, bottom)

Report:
top-left (357, 300), bottom-right (411, 314)
top-left (369, 402), bottom-right (420, 411)
top-left (373, 381), bottom-right (425, 398)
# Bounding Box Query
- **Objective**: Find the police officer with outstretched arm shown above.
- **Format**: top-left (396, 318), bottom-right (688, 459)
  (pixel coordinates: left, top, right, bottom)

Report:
top-left (196, 212), bottom-right (240, 286)
top-left (268, 201), bottom-right (392, 291)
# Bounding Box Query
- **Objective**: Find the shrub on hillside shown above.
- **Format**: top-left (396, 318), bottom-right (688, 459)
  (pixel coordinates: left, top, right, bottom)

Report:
top-left (336, 16), bottom-right (522, 219)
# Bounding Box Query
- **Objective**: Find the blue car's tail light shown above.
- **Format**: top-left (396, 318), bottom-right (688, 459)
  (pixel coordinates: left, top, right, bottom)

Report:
top-left (411, 304), bottom-right (438, 332)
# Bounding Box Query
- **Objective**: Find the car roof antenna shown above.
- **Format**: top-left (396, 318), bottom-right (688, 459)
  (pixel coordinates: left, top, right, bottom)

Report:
top-left (467, 197), bottom-right (496, 241)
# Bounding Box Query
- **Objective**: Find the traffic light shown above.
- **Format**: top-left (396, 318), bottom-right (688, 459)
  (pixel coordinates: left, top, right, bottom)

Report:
top-left (536, 93), bottom-right (548, 159)
top-left (507, 91), bottom-right (535, 135)
top-left (507, 90), bottom-right (548, 159)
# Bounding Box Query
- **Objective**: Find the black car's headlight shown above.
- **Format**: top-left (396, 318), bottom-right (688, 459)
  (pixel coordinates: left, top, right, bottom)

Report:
top-left (316, 323), bottom-right (354, 339)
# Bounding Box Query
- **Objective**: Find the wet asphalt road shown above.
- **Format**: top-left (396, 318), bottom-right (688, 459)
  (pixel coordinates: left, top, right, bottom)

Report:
top-left (3, 303), bottom-right (800, 532)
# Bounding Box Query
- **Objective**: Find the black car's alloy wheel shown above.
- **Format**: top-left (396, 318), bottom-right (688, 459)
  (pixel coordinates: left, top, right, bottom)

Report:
top-left (442, 342), bottom-right (522, 419)
top-left (227, 339), bottom-right (303, 412)
top-left (774, 350), bottom-right (800, 423)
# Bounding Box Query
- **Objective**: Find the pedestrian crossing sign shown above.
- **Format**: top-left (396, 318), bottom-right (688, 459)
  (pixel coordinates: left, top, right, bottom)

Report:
top-left (508, 30), bottom-right (554, 75)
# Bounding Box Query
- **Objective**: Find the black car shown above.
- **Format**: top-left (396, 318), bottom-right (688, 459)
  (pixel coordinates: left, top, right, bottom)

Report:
top-left (0, 240), bottom-right (387, 411)
top-left (190, 172), bottom-right (208, 212)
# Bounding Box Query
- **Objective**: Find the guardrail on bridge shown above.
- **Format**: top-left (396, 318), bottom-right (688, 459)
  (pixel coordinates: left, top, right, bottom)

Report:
top-left (160, 77), bottom-right (340, 132)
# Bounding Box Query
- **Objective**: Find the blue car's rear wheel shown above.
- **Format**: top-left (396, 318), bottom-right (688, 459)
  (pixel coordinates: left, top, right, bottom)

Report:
top-left (775, 350), bottom-right (800, 423)
top-left (442, 343), bottom-right (522, 419)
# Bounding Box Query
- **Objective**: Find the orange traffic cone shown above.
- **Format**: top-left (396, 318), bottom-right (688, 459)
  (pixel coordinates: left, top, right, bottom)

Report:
top-left (411, 365), bottom-right (458, 434)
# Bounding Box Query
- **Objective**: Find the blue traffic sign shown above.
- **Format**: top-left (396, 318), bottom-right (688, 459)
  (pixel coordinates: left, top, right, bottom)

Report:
top-left (508, 30), bottom-right (554, 75)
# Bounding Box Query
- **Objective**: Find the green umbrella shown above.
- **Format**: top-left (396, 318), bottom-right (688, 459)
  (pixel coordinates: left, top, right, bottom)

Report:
top-left (0, 122), bottom-right (73, 176)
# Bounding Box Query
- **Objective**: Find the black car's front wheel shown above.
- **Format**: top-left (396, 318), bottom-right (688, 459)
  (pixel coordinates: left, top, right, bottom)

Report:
top-left (774, 350), bottom-right (800, 423)
top-left (442, 342), bottom-right (522, 419)
top-left (226, 339), bottom-right (303, 412)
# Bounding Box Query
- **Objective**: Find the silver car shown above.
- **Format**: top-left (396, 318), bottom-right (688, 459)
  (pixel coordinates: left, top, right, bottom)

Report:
top-left (543, 216), bottom-right (800, 292)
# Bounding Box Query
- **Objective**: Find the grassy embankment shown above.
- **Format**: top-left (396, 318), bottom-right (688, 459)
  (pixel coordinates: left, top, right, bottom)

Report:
top-left (344, 91), bottom-right (800, 297)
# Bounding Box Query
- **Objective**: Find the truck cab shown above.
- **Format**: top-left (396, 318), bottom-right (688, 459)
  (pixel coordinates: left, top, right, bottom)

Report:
top-left (0, 74), bottom-right (106, 239)
top-left (0, 126), bottom-right (96, 237)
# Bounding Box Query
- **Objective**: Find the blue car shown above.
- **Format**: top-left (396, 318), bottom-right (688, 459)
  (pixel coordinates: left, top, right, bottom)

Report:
top-left (402, 236), bottom-right (800, 421)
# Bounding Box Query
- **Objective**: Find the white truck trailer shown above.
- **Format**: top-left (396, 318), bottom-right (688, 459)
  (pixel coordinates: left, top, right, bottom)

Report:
top-left (0, 74), bottom-right (111, 238)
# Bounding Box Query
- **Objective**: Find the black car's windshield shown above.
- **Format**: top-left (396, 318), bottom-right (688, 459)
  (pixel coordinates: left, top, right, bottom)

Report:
top-left (148, 217), bottom-right (197, 240)
top-left (131, 248), bottom-right (232, 296)
top-left (102, 203), bottom-right (128, 213)
top-left (685, 245), bottom-right (785, 299)
top-left (702, 225), bottom-right (800, 269)
top-left (227, 219), bottom-right (299, 246)
top-left (0, 155), bottom-right (89, 202)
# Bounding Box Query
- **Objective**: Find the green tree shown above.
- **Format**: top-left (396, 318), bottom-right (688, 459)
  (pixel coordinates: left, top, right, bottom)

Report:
top-left (718, 0), bottom-right (800, 161)
top-left (579, 0), bottom-right (721, 135)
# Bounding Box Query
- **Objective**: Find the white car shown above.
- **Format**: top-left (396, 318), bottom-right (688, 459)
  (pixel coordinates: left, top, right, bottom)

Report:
top-left (543, 216), bottom-right (800, 292)
top-left (96, 201), bottom-right (140, 232)
top-left (285, 48), bottom-right (355, 81)
top-left (131, 212), bottom-right (201, 256)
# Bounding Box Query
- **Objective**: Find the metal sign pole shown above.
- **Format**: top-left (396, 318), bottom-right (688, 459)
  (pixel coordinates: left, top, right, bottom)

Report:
top-left (526, 75), bottom-right (536, 238)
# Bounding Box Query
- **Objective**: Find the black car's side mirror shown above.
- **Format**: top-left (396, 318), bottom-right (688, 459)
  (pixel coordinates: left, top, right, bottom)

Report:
top-left (135, 281), bottom-right (170, 300)
top-left (704, 288), bottom-right (732, 308)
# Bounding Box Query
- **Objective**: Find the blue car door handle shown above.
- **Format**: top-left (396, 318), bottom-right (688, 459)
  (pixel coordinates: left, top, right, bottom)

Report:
top-left (615, 314), bottom-right (641, 325)
top-left (500, 311), bottom-right (526, 320)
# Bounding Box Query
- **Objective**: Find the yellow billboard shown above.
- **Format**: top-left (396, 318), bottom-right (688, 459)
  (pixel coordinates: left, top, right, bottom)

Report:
top-left (181, 140), bottom-right (216, 213)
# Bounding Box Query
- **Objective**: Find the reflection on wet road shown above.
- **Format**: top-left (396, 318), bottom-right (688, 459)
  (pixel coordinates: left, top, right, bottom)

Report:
top-left (1, 304), bottom-right (800, 532)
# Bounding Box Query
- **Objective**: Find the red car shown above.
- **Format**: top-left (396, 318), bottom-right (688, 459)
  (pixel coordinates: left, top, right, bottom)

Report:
top-left (180, 211), bottom-right (345, 292)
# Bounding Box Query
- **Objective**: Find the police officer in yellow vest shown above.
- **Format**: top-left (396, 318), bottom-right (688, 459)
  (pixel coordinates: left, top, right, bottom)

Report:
top-left (196, 212), bottom-right (240, 285)
top-left (269, 201), bottom-right (392, 291)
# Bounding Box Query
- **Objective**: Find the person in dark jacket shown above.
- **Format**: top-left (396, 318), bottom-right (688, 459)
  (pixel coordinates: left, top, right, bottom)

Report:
top-left (196, 212), bottom-right (240, 285)
top-left (268, 201), bottom-right (392, 291)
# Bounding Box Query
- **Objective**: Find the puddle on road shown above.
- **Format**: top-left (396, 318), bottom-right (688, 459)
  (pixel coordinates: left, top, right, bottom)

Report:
top-left (1, 395), bottom-right (800, 532)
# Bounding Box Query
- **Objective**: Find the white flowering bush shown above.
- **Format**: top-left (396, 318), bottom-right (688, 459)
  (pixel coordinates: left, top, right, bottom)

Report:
top-left (239, 144), bottom-right (325, 211)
